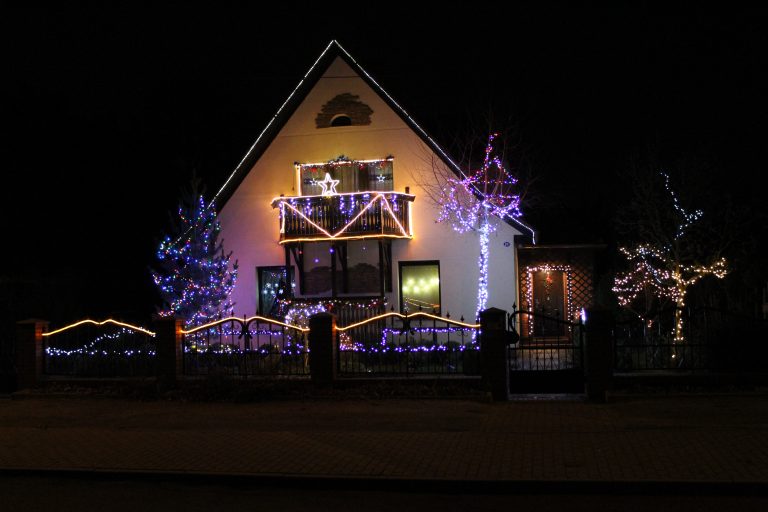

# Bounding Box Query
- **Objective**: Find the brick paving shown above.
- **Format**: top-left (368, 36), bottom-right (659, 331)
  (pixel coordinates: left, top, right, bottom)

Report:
top-left (1, 394), bottom-right (767, 484)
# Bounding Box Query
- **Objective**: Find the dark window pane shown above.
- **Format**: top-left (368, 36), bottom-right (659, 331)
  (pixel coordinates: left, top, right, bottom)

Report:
top-left (303, 242), bottom-right (333, 296)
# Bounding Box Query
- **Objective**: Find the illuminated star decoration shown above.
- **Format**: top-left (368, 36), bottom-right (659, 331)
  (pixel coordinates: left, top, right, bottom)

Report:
top-left (318, 172), bottom-right (340, 196)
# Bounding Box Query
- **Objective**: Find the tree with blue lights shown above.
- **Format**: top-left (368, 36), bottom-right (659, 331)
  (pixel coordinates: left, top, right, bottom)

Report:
top-left (151, 180), bottom-right (238, 328)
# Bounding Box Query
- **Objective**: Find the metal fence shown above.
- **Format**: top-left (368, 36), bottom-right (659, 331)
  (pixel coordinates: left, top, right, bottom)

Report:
top-left (43, 320), bottom-right (157, 377)
top-left (336, 312), bottom-right (480, 376)
top-left (614, 307), bottom-right (768, 372)
top-left (507, 307), bottom-right (584, 372)
top-left (182, 317), bottom-right (309, 377)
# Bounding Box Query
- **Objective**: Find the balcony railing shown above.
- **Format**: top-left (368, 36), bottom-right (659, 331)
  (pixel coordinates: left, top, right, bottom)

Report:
top-left (272, 191), bottom-right (414, 243)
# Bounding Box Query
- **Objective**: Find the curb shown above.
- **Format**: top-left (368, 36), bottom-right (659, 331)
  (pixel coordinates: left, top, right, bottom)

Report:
top-left (2, 468), bottom-right (768, 496)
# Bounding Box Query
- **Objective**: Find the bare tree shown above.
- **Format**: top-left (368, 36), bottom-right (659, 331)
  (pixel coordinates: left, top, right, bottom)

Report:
top-left (614, 163), bottom-right (729, 343)
top-left (413, 130), bottom-right (531, 319)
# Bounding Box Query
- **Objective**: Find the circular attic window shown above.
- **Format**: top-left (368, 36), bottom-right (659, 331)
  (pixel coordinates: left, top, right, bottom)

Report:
top-left (330, 115), bottom-right (352, 127)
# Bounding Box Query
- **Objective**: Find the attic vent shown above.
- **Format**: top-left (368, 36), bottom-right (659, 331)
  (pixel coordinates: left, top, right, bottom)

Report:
top-left (315, 93), bottom-right (373, 128)
top-left (331, 115), bottom-right (352, 127)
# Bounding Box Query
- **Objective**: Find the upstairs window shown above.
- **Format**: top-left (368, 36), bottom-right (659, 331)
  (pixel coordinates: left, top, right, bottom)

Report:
top-left (330, 115), bottom-right (352, 127)
top-left (299, 157), bottom-right (393, 195)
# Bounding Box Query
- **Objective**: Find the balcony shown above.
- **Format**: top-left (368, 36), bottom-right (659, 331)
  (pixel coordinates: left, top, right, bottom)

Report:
top-left (272, 191), bottom-right (414, 243)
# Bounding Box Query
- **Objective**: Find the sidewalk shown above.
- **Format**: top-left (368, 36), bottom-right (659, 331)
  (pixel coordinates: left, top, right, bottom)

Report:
top-left (1, 393), bottom-right (767, 488)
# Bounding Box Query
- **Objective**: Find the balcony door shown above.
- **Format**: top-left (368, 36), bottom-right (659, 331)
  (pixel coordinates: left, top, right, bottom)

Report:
top-left (300, 159), bottom-right (393, 195)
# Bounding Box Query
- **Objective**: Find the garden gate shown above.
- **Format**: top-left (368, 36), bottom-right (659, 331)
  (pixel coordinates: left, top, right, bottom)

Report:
top-left (507, 306), bottom-right (585, 393)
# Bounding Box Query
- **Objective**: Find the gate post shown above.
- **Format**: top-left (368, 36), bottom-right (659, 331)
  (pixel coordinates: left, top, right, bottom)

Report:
top-left (308, 312), bottom-right (337, 385)
top-left (584, 307), bottom-right (614, 402)
top-left (480, 308), bottom-right (509, 401)
top-left (153, 315), bottom-right (183, 389)
top-left (15, 319), bottom-right (49, 390)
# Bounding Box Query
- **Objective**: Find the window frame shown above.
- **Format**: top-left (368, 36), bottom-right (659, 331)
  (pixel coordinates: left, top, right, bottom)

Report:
top-left (257, 265), bottom-right (295, 316)
top-left (398, 260), bottom-right (441, 314)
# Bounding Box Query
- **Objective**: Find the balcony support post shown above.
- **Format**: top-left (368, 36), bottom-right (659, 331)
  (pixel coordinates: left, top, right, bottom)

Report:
top-left (378, 240), bottom-right (385, 298)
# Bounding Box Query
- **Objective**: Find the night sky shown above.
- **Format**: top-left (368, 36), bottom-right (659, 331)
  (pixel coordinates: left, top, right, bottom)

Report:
top-left (3, 4), bottom-right (767, 322)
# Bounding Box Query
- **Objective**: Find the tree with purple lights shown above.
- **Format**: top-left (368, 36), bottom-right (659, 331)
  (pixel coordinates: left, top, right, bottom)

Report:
top-left (430, 133), bottom-right (523, 318)
top-left (151, 181), bottom-right (238, 328)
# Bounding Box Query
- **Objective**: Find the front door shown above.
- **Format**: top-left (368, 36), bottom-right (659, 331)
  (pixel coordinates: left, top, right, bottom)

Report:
top-left (532, 269), bottom-right (566, 336)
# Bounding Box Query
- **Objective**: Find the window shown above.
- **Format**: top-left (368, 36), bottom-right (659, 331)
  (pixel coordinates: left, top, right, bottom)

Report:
top-left (300, 241), bottom-right (389, 297)
top-left (399, 261), bottom-right (440, 314)
top-left (341, 241), bottom-right (381, 295)
top-left (330, 115), bottom-right (352, 127)
top-left (257, 266), bottom-right (295, 317)
top-left (302, 243), bottom-right (334, 296)
top-left (300, 158), bottom-right (393, 195)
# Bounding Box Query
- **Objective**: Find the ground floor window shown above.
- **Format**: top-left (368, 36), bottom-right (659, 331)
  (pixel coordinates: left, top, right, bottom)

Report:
top-left (257, 266), bottom-right (295, 317)
top-left (399, 261), bottom-right (440, 314)
top-left (294, 241), bottom-right (391, 297)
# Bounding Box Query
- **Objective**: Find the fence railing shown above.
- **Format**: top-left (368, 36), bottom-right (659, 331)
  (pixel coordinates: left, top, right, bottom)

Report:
top-left (181, 316), bottom-right (309, 377)
top-left (336, 311), bottom-right (480, 376)
top-left (42, 319), bottom-right (157, 377)
top-left (26, 306), bottom-right (767, 384)
top-left (614, 306), bottom-right (768, 372)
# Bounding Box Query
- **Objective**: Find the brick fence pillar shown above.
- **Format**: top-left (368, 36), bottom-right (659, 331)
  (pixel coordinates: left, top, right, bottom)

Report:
top-left (308, 312), bottom-right (337, 385)
top-left (584, 307), bottom-right (614, 403)
top-left (15, 319), bottom-right (49, 390)
top-left (153, 316), bottom-right (183, 388)
top-left (480, 308), bottom-right (509, 401)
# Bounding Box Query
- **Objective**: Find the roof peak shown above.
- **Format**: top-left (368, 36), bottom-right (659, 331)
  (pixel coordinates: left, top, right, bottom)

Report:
top-left (210, 40), bottom-right (536, 242)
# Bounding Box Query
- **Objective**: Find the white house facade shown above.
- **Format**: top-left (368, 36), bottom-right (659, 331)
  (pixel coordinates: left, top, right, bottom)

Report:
top-left (215, 41), bottom-right (533, 324)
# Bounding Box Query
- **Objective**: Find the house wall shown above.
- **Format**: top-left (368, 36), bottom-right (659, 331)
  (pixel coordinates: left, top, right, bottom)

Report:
top-left (219, 57), bottom-right (522, 321)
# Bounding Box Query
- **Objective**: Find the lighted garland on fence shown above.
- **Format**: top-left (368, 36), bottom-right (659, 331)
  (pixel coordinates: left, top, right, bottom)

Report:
top-left (45, 328), bottom-right (157, 358)
top-left (374, 327), bottom-right (478, 353)
top-left (183, 326), bottom-right (306, 355)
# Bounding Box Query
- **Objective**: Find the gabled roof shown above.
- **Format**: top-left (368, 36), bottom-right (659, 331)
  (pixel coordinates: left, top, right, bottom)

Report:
top-left (212, 40), bottom-right (536, 243)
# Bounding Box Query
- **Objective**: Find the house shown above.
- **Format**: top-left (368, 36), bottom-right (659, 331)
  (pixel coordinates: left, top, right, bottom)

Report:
top-left (214, 41), bottom-right (592, 329)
